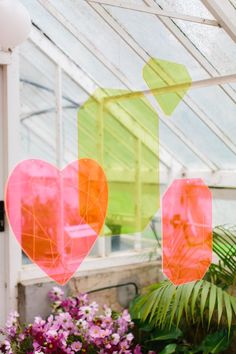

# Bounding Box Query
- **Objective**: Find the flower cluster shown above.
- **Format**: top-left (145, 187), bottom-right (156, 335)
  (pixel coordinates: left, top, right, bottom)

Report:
top-left (0, 287), bottom-right (142, 354)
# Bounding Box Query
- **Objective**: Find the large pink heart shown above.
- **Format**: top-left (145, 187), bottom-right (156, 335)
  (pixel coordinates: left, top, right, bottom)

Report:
top-left (5, 159), bottom-right (108, 285)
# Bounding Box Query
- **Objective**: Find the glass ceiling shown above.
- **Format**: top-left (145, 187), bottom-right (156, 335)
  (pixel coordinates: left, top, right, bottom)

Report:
top-left (19, 0), bottom-right (236, 175)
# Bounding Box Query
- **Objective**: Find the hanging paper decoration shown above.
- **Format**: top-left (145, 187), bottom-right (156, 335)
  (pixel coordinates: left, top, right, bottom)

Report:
top-left (143, 57), bottom-right (192, 116)
top-left (78, 88), bottom-right (160, 235)
top-left (162, 178), bottom-right (212, 285)
top-left (5, 159), bottom-right (108, 285)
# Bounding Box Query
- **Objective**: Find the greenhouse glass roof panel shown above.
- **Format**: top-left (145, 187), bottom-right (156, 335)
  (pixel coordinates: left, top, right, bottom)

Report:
top-left (189, 87), bottom-right (236, 140)
top-left (160, 96), bottom-right (236, 169)
top-left (19, 0), bottom-right (236, 175)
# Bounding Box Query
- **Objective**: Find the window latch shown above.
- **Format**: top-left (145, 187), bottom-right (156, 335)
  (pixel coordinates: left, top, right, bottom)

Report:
top-left (0, 201), bottom-right (5, 232)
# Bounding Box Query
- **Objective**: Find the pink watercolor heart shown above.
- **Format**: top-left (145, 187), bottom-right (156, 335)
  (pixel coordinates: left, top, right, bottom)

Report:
top-left (5, 159), bottom-right (108, 285)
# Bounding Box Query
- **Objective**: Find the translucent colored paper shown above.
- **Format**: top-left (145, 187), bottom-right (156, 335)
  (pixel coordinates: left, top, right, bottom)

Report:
top-left (78, 88), bottom-right (159, 234)
top-left (6, 159), bottom-right (108, 285)
top-left (143, 58), bottom-right (192, 116)
top-left (162, 178), bottom-right (212, 285)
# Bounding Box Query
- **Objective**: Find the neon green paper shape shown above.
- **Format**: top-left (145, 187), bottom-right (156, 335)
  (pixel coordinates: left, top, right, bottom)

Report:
top-left (78, 88), bottom-right (159, 234)
top-left (143, 58), bottom-right (192, 116)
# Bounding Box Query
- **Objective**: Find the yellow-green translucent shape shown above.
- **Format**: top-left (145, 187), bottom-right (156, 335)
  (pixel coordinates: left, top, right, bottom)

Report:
top-left (143, 58), bottom-right (192, 116)
top-left (78, 88), bottom-right (159, 235)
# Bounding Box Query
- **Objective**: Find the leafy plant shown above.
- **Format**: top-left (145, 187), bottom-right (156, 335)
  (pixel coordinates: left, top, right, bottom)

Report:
top-left (132, 280), bottom-right (236, 331)
top-left (207, 226), bottom-right (236, 290)
top-left (130, 226), bottom-right (236, 353)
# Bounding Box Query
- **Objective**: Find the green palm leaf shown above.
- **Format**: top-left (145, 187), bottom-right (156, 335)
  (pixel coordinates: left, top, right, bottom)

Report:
top-left (132, 280), bottom-right (236, 331)
top-left (130, 226), bottom-right (236, 336)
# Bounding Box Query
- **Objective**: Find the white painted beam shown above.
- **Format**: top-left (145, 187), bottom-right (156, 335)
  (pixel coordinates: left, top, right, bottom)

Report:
top-left (176, 169), bottom-right (236, 188)
top-left (105, 74), bottom-right (236, 102)
top-left (202, 0), bottom-right (236, 42)
top-left (87, 0), bottom-right (219, 26)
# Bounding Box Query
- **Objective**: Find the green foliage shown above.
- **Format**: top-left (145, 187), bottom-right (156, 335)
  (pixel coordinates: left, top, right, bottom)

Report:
top-left (130, 226), bottom-right (236, 353)
top-left (207, 226), bottom-right (236, 289)
top-left (194, 329), bottom-right (232, 354)
top-left (132, 280), bottom-right (236, 331)
top-left (159, 344), bottom-right (177, 354)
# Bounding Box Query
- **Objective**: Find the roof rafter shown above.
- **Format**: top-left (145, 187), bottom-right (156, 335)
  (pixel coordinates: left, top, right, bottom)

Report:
top-left (87, 0), bottom-right (219, 26)
top-left (104, 74), bottom-right (236, 101)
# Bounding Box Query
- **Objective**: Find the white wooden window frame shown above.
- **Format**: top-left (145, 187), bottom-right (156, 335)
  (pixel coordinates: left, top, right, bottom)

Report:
top-left (0, 50), bottom-right (22, 325)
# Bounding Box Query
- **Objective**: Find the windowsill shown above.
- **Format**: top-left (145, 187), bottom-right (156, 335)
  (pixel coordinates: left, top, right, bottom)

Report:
top-left (19, 248), bottom-right (161, 285)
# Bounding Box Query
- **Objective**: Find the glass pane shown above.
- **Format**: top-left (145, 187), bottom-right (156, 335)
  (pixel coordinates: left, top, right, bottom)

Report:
top-left (62, 71), bottom-right (88, 165)
top-left (190, 86), bottom-right (236, 145)
top-left (20, 40), bottom-right (57, 164)
top-left (162, 91), bottom-right (236, 169)
top-left (20, 40), bottom-right (57, 264)
top-left (159, 122), bottom-right (209, 169)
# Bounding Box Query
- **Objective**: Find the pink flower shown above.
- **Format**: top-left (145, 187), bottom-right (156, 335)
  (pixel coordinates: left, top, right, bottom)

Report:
top-left (126, 333), bottom-right (134, 342)
top-left (111, 333), bottom-right (120, 345)
top-left (71, 341), bottom-right (82, 351)
top-left (89, 325), bottom-right (103, 338)
top-left (48, 286), bottom-right (64, 302)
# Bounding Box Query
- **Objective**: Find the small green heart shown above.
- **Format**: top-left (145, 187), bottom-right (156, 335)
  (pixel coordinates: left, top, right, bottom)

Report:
top-left (143, 57), bottom-right (192, 116)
